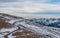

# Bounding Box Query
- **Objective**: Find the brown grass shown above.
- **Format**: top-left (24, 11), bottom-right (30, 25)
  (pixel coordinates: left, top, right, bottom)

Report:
top-left (12, 29), bottom-right (46, 38)
top-left (0, 18), bottom-right (13, 28)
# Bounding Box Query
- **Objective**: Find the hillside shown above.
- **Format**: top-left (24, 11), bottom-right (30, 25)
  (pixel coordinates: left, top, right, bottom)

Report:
top-left (0, 13), bottom-right (60, 38)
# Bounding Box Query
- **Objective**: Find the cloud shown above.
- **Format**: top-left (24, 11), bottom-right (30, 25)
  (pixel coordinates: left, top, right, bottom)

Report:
top-left (0, 0), bottom-right (60, 14)
top-left (0, 0), bottom-right (17, 2)
top-left (0, 0), bottom-right (49, 3)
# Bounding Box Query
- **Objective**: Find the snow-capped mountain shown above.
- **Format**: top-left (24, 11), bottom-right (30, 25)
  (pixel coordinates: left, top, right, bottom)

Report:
top-left (28, 18), bottom-right (60, 28)
top-left (0, 13), bottom-right (60, 38)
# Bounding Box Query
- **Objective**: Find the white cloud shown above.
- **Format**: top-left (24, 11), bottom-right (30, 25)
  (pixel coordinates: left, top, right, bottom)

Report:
top-left (0, 0), bottom-right (60, 14)
top-left (24, 0), bottom-right (50, 3)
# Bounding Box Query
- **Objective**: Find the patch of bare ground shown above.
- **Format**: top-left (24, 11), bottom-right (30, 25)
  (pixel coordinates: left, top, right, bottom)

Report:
top-left (0, 18), bottom-right (14, 29)
top-left (12, 28), bottom-right (46, 38)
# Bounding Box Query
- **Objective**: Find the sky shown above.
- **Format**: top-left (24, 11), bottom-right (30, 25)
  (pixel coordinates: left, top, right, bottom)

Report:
top-left (0, 0), bottom-right (60, 17)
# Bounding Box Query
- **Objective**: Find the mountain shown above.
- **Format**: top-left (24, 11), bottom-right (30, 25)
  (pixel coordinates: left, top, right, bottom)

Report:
top-left (0, 13), bottom-right (60, 38)
top-left (29, 18), bottom-right (60, 28)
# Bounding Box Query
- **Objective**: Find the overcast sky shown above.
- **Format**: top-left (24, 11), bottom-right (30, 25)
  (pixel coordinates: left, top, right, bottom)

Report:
top-left (0, 0), bottom-right (60, 17)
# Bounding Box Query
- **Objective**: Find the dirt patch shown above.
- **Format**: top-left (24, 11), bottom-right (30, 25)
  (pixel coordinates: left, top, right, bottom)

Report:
top-left (0, 18), bottom-right (14, 29)
top-left (12, 29), bottom-right (46, 38)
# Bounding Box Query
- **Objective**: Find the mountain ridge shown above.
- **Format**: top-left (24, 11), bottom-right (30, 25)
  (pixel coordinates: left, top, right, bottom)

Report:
top-left (0, 13), bottom-right (60, 38)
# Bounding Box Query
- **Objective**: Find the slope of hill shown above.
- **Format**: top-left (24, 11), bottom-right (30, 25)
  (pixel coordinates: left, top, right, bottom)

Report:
top-left (0, 13), bottom-right (60, 38)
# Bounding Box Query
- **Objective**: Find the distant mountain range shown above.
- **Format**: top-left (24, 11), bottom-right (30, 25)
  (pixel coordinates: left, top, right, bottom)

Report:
top-left (0, 13), bottom-right (60, 38)
top-left (28, 18), bottom-right (60, 28)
